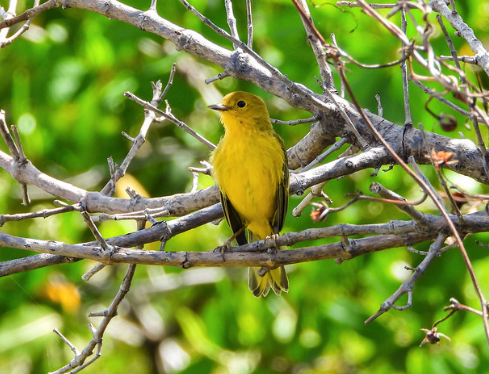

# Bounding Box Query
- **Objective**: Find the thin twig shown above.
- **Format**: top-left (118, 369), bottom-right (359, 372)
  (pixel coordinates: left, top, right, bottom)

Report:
top-left (300, 137), bottom-right (347, 172)
top-left (441, 298), bottom-right (488, 320)
top-left (80, 211), bottom-right (111, 252)
top-left (271, 116), bottom-right (317, 126)
top-left (292, 181), bottom-right (330, 218)
top-left (292, 0), bottom-right (335, 91)
top-left (160, 63), bottom-right (177, 101)
top-left (224, 0), bottom-right (240, 49)
top-left (0, 110), bottom-right (20, 159)
top-left (245, 0), bottom-right (253, 48)
top-left (418, 124), bottom-right (463, 220)
top-left (375, 93), bottom-right (383, 117)
top-left (190, 172), bottom-right (200, 193)
top-left (49, 264), bottom-right (137, 374)
top-left (0, 0), bottom-right (40, 48)
top-left (400, 10), bottom-right (412, 126)
top-left (332, 2), bottom-right (487, 334)
top-left (91, 206), bottom-right (170, 222)
top-left (440, 55), bottom-right (478, 64)
top-left (337, 1), bottom-right (420, 9)
top-left (366, 231), bottom-right (448, 323)
top-left (410, 79), bottom-right (473, 118)
top-left (0, 205), bottom-right (78, 227)
top-left (81, 263), bottom-right (107, 281)
top-left (124, 91), bottom-right (216, 150)
top-left (323, 87), bottom-right (368, 149)
top-left (53, 328), bottom-right (80, 355)
top-left (431, 0), bottom-right (489, 77)
top-left (0, 0), bottom-right (58, 30)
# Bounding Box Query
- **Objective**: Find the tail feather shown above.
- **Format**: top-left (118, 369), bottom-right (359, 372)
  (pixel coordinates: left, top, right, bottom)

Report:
top-left (248, 265), bottom-right (289, 298)
top-left (248, 231), bottom-right (288, 297)
top-left (271, 265), bottom-right (289, 294)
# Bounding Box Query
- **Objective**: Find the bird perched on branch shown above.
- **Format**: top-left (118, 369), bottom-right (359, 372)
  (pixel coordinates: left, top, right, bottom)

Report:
top-left (209, 91), bottom-right (289, 297)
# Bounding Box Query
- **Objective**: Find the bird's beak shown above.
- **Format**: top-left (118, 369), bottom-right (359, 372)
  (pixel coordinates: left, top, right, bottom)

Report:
top-left (208, 103), bottom-right (230, 111)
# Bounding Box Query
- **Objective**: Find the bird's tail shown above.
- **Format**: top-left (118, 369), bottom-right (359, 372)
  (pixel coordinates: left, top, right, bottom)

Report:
top-left (248, 263), bottom-right (289, 297)
top-left (247, 231), bottom-right (288, 297)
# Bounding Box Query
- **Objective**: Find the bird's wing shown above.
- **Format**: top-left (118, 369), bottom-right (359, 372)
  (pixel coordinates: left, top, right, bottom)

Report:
top-left (272, 137), bottom-right (289, 234)
top-left (220, 190), bottom-right (248, 245)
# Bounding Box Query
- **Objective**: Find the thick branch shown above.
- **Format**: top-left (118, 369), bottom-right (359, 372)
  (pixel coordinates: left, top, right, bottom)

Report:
top-left (1, 212), bottom-right (488, 273)
top-left (0, 229), bottom-right (434, 268)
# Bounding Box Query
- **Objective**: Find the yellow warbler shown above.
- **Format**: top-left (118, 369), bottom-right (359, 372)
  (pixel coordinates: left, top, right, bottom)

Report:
top-left (209, 91), bottom-right (289, 297)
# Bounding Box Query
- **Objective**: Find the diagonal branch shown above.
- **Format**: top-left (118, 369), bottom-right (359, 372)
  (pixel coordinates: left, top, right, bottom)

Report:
top-left (49, 264), bottom-right (137, 374)
top-left (430, 0), bottom-right (489, 76)
top-left (365, 231), bottom-right (448, 324)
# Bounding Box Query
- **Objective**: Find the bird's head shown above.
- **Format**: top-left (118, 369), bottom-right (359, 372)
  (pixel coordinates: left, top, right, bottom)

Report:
top-left (208, 91), bottom-right (271, 131)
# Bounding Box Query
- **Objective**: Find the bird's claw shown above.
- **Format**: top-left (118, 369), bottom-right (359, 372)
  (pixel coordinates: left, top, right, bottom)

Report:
top-left (265, 234), bottom-right (280, 250)
top-left (214, 242), bottom-right (231, 258)
top-left (214, 245), bottom-right (228, 253)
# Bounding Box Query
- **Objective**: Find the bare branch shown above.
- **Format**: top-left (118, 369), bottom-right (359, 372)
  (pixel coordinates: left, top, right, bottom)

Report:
top-left (368, 182), bottom-right (428, 225)
top-left (366, 231), bottom-right (448, 324)
top-left (431, 0), bottom-right (489, 76)
top-left (400, 9), bottom-right (412, 126)
top-left (1, 0), bottom-right (489, 356)
top-left (2, 210), bottom-right (489, 273)
top-left (271, 116), bottom-right (316, 126)
top-left (245, 0), bottom-right (253, 48)
top-left (224, 0), bottom-right (240, 48)
top-left (292, 0), bottom-right (335, 91)
top-left (124, 91), bottom-right (216, 150)
top-left (337, 1), bottom-right (420, 9)
top-left (0, 0), bottom-right (58, 30)
top-left (50, 264), bottom-right (137, 374)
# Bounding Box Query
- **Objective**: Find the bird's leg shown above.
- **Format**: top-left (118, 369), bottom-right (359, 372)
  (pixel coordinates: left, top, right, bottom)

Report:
top-left (214, 225), bottom-right (246, 253)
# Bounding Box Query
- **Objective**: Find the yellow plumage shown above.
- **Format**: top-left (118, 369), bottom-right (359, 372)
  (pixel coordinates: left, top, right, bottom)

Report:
top-left (209, 91), bottom-right (289, 297)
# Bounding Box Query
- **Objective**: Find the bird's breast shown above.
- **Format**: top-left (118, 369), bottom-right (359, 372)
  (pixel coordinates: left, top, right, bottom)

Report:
top-left (211, 132), bottom-right (284, 229)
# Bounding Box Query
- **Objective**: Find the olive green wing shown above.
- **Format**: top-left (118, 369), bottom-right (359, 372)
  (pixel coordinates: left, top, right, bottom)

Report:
top-left (220, 190), bottom-right (247, 246)
top-left (272, 135), bottom-right (289, 234)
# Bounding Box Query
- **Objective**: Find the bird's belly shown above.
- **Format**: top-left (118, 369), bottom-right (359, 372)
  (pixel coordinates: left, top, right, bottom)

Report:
top-left (227, 169), bottom-right (275, 223)
top-left (215, 139), bottom-right (281, 232)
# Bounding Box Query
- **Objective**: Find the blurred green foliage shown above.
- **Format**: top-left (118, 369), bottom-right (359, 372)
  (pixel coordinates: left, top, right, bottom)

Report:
top-left (1, 0), bottom-right (489, 373)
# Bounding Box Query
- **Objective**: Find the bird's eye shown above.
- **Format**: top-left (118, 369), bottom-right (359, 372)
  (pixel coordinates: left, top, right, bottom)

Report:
top-left (237, 100), bottom-right (246, 108)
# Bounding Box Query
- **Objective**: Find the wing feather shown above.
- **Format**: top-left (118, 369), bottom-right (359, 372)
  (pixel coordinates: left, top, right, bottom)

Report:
top-left (272, 135), bottom-right (289, 234)
top-left (220, 190), bottom-right (247, 246)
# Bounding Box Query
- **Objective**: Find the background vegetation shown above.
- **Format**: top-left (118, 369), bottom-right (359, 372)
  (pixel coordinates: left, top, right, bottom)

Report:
top-left (1, 0), bottom-right (489, 373)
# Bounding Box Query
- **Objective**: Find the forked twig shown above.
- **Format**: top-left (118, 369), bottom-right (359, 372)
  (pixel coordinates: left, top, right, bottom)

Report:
top-left (49, 264), bottom-right (137, 374)
top-left (365, 231), bottom-right (448, 324)
top-left (124, 91), bottom-right (216, 150)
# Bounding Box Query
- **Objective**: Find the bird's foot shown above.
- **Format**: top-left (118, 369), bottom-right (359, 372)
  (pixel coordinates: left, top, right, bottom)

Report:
top-left (214, 241), bottom-right (232, 261)
top-left (265, 234), bottom-right (280, 251)
top-left (214, 243), bottom-right (229, 254)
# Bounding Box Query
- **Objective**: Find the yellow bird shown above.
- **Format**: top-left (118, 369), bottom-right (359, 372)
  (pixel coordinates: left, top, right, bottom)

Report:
top-left (209, 91), bottom-right (289, 297)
